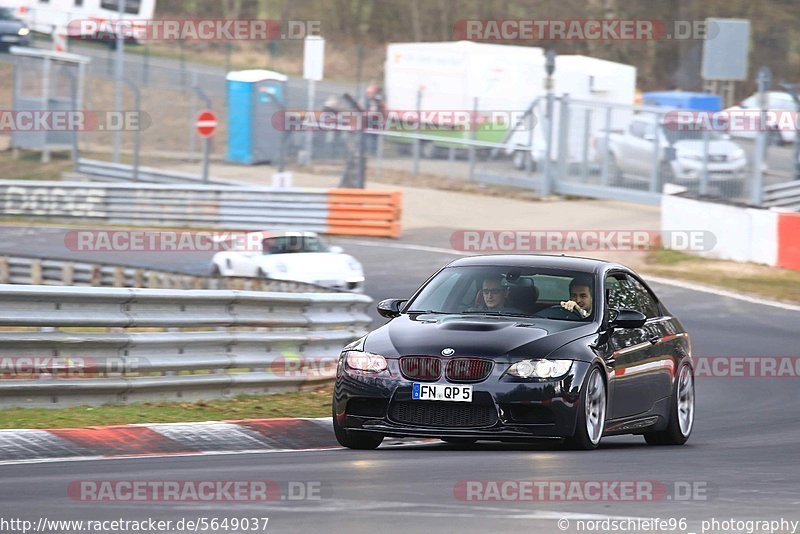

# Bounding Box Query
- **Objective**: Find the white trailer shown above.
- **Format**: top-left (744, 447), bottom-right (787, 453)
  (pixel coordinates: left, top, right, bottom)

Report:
top-left (384, 41), bottom-right (636, 168)
top-left (2, 0), bottom-right (156, 36)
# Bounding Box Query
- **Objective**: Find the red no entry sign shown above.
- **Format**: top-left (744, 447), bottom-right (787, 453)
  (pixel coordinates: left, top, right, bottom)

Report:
top-left (196, 110), bottom-right (218, 138)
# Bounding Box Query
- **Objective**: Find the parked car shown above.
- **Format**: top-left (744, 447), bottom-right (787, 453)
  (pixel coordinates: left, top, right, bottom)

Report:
top-left (333, 255), bottom-right (694, 450)
top-left (0, 7), bottom-right (30, 49)
top-left (594, 114), bottom-right (748, 194)
top-left (723, 91), bottom-right (798, 146)
top-left (210, 231), bottom-right (365, 292)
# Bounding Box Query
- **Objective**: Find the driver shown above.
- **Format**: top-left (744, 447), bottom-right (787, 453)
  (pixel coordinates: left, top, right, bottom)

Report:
top-left (560, 276), bottom-right (593, 318)
top-left (534, 275), bottom-right (594, 320)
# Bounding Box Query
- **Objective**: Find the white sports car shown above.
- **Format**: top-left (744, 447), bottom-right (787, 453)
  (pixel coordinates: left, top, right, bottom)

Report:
top-left (210, 231), bottom-right (365, 292)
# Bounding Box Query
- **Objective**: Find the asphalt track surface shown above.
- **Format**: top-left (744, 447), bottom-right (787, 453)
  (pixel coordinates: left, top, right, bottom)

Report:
top-left (0, 226), bottom-right (799, 533)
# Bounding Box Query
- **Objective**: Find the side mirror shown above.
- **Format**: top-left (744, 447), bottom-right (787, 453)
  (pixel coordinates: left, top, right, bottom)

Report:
top-left (329, 245), bottom-right (344, 254)
top-left (609, 309), bottom-right (647, 329)
top-left (377, 298), bottom-right (407, 318)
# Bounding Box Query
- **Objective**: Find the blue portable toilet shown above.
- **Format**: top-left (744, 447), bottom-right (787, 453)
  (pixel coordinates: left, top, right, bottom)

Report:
top-left (226, 69), bottom-right (288, 164)
top-left (642, 91), bottom-right (722, 111)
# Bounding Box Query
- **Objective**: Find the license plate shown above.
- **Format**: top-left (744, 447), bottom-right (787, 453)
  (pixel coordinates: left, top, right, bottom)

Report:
top-left (412, 383), bottom-right (472, 402)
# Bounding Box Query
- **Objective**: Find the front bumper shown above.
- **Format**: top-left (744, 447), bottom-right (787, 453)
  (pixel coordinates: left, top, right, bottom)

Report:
top-left (333, 359), bottom-right (593, 440)
top-left (672, 159), bottom-right (747, 182)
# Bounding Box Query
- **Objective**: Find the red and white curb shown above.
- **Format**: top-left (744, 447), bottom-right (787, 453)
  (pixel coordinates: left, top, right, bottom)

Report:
top-left (0, 418), bottom-right (435, 465)
top-left (0, 418), bottom-right (338, 464)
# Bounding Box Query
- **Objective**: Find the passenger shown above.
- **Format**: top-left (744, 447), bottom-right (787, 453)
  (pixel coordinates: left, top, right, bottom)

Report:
top-left (479, 276), bottom-right (509, 310)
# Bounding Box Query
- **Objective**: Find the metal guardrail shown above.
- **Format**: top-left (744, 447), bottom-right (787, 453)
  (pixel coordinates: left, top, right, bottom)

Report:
top-left (0, 180), bottom-right (402, 238)
top-left (763, 181), bottom-right (800, 210)
top-left (0, 255), bottom-right (336, 293)
top-left (0, 284), bottom-right (372, 407)
top-left (72, 158), bottom-right (231, 185)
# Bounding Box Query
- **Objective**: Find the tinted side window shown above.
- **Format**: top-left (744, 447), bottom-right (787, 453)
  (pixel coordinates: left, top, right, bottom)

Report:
top-left (627, 276), bottom-right (661, 318)
top-left (605, 274), bottom-right (641, 313)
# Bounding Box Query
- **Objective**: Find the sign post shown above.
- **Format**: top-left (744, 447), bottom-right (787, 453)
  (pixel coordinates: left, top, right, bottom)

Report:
top-left (302, 36), bottom-right (325, 165)
top-left (196, 110), bottom-right (218, 183)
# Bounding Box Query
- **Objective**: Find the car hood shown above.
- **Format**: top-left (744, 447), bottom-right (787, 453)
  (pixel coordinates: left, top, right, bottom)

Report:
top-left (364, 313), bottom-right (598, 361)
top-left (673, 139), bottom-right (741, 158)
top-left (0, 21), bottom-right (24, 33)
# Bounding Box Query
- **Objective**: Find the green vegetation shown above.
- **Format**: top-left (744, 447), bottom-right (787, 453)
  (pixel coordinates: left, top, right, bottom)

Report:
top-left (0, 385), bottom-right (333, 429)
top-left (643, 249), bottom-right (800, 304)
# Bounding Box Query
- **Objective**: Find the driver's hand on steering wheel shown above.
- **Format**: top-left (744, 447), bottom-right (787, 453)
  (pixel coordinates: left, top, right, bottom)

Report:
top-left (560, 300), bottom-right (589, 318)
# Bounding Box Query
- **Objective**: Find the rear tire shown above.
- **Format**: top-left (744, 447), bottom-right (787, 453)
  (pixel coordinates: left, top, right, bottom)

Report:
top-left (332, 405), bottom-right (384, 450)
top-left (644, 363), bottom-right (694, 446)
top-left (564, 366), bottom-right (606, 450)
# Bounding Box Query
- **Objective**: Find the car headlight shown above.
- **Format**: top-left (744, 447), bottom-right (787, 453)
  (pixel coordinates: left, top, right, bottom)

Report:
top-left (347, 259), bottom-right (362, 272)
top-left (731, 149), bottom-right (746, 161)
top-left (681, 154), bottom-right (704, 162)
top-left (18, 28), bottom-right (30, 36)
top-left (507, 359), bottom-right (572, 379)
top-left (343, 351), bottom-right (387, 373)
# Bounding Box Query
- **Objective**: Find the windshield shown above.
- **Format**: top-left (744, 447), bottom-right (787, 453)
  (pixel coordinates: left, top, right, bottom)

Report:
top-left (262, 235), bottom-right (330, 254)
top-left (662, 126), bottom-right (725, 143)
top-left (406, 265), bottom-right (596, 322)
top-left (0, 8), bottom-right (20, 21)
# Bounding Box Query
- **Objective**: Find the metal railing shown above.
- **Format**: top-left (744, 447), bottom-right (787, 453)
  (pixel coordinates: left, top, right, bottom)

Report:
top-left (72, 158), bottom-right (231, 185)
top-left (0, 255), bottom-right (336, 293)
top-left (0, 284), bottom-right (372, 407)
top-left (763, 180), bottom-right (800, 210)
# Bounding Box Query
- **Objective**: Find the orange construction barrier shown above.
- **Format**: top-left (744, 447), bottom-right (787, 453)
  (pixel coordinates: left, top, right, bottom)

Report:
top-left (325, 189), bottom-right (402, 238)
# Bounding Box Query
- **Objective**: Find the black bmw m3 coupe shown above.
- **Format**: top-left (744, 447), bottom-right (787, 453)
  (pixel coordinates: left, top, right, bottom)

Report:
top-left (332, 255), bottom-right (695, 450)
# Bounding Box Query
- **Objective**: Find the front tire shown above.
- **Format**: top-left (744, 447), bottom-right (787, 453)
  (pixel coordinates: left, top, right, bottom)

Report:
top-left (644, 363), bottom-right (694, 446)
top-left (564, 366), bottom-right (606, 450)
top-left (332, 405), bottom-right (384, 450)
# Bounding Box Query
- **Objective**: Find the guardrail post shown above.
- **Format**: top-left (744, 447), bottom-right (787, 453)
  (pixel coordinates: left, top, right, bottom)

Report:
top-left (90, 265), bottom-right (102, 286)
top-left (62, 262), bottom-right (74, 285)
top-left (0, 257), bottom-right (8, 284)
top-left (31, 259), bottom-right (42, 285)
top-left (113, 267), bottom-right (125, 287)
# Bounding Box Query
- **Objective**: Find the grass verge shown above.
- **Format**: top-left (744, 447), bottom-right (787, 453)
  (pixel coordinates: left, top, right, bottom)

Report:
top-left (0, 384), bottom-right (333, 429)
top-left (642, 249), bottom-right (800, 304)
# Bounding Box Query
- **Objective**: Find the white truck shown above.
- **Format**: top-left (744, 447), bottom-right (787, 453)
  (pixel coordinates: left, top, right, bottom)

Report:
top-left (2, 0), bottom-right (156, 37)
top-left (384, 41), bottom-right (637, 168)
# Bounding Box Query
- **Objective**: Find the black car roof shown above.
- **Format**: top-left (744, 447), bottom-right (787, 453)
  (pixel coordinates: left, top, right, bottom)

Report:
top-left (446, 254), bottom-right (627, 275)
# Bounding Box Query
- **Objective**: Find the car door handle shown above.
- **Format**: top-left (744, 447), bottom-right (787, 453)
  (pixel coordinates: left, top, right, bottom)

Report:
top-left (649, 336), bottom-right (661, 345)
